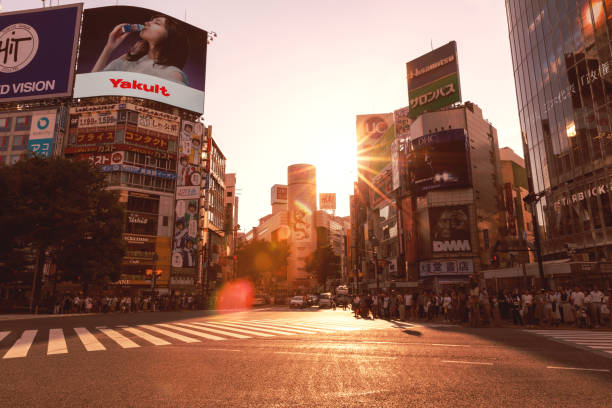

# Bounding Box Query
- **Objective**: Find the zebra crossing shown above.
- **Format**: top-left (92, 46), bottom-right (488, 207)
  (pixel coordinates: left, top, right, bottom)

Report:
top-left (0, 317), bottom-right (399, 360)
top-left (526, 329), bottom-right (612, 358)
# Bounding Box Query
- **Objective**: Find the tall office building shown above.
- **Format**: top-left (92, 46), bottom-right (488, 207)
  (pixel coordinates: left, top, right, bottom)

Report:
top-left (506, 1), bottom-right (612, 261)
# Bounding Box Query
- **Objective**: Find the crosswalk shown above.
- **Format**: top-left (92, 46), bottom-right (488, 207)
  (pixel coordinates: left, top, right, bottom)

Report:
top-left (526, 329), bottom-right (612, 357)
top-left (0, 317), bottom-right (401, 360)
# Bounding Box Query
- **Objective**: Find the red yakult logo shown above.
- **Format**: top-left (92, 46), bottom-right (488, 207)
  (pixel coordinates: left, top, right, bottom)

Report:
top-left (109, 78), bottom-right (170, 97)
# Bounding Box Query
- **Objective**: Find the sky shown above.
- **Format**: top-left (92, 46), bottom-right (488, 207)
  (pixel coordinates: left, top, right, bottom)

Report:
top-left (4, 0), bottom-right (522, 233)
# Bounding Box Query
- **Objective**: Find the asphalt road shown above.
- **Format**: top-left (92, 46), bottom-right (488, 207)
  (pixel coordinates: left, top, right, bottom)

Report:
top-left (0, 307), bottom-right (611, 407)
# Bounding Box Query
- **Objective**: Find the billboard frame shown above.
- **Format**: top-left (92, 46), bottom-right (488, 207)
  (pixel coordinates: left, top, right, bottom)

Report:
top-left (0, 3), bottom-right (83, 102)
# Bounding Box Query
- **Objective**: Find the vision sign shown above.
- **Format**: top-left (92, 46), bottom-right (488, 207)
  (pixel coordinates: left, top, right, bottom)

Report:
top-left (0, 4), bottom-right (82, 102)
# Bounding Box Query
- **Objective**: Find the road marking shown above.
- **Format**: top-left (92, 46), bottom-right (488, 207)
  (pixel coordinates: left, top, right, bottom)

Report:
top-left (123, 327), bottom-right (170, 346)
top-left (216, 321), bottom-right (298, 336)
top-left (138, 325), bottom-right (200, 343)
top-left (441, 360), bottom-right (493, 366)
top-left (204, 348), bottom-right (242, 352)
top-left (47, 329), bottom-right (68, 355)
top-left (279, 321), bottom-right (355, 332)
top-left (180, 323), bottom-right (251, 339)
top-left (156, 324), bottom-right (225, 341)
top-left (201, 322), bottom-right (275, 337)
top-left (431, 344), bottom-right (469, 347)
top-left (547, 366), bottom-right (610, 372)
top-left (74, 327), bottom-right (106, 351)
top-left (98, 328), bottom-right (139, 349)
top-left (0, 331), bottom-right (9, 342)
top-left (3, 330), bottom-right (37, 359)
top-left (242, 321), bottom-right (318, 334)
top-left (254, 320), bottom-right (335, 333)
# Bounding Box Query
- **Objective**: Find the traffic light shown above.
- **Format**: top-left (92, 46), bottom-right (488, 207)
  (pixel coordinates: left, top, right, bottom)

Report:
top-left (155, 269), bottom-right (162, 277)
top-left (491, 254), bottom-right (499, 267)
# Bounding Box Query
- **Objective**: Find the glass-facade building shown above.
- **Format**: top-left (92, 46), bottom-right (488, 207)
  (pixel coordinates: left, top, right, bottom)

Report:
top-left (506, 0), bottom-right (612, 261)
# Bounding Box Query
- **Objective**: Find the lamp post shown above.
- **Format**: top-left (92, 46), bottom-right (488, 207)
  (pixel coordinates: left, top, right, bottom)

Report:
top-left (523, 191), bottom-right (546, 289)
top-left (371, 238), bottom-right (379, 292)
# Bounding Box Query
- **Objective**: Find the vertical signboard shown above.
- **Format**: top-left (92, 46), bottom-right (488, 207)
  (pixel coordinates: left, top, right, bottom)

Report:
top-left (27, 109), bottom-right (57, 157)
top-left (0, 4), bottom-right (82, 102)
top-left (271, 184), bottom-right (288, 205)
top-left (172, 121), bottom-right (202, 275)
top-left (393, 106), bottom-right (412, 192)
top-left (356, 113), bottom-right (395, 181)
top-left (406, 41), bottom-right (461, 119)
top-left (74, 6), bottom-right (207, 113)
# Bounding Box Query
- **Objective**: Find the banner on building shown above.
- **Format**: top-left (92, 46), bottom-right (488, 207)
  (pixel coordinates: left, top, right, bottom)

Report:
top-left (420, 259), bottom-right (473, 277)
top-left (0, 4), bottom-right (82, 102)
top-left (171, 199), bottom-right (198, 269)
top-left (406, 41), bottom-right (461, 119)
top-left (271, 184), bottom-right (288, 205)
top-left (77, 110), bottom-right (117, 128)
top-left (74, 6), bottom-right (207, 113)
top-left (429, 205), bottom-right (471, 253)
top-left (408, 129), bottom-right (469, 194)
top-left (319, 193), bottom-right (336, 210)
top-left (356, 113), bottom-right (395, 181)
top-left (27, 109), bottom-right (57, 157)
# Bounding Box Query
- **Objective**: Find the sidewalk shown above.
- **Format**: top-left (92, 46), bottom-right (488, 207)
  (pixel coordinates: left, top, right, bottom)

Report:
top-left (0, 313), bottom-right (95, 321)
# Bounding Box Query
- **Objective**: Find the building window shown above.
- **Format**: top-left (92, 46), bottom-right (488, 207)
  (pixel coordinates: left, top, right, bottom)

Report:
top-left (227, 191), bottom-right (233, 197)
top-left (0, 117), bottom-right (12, 132)
top-left (14, 116), bottom-right (31, 131)
top-left (0, 136), bottom-right (8, 151)
top-left (12, 135), bottom-right (28, 150)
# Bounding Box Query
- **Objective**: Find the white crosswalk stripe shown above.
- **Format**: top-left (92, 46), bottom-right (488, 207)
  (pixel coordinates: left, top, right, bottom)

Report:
top-left (526, 330), bottom-right (612, 356)
top-left (211, 321), bottom-right (298, 336)
top-left (178, 323), bottom-right (251, 339)
top-left (3, 330), bottom-right (37, 359)
top-left (98, 328), bottom-right (140, 349)
top-left (47, 329), bottom-right (68, 355)
top-left (138, 325), bottom-right (200, 343)
top-left (123, 327), bottom-right (171, 346)
top-left (241, 321), bottom-right (319, 334)
top-left (198, 322), bottom-right (275, 337)
top-left (0, 331), bottom-right (10, 343)
top-left (74, 327), bottom-right (106, 351)
top-left (156, 323), bottom-right (225, 341)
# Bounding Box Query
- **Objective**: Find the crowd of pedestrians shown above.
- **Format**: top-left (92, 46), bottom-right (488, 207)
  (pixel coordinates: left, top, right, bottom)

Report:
top-left (349, 284), bottom-right (611, 329)
top-left (49, 294), bottom-right (201, 314)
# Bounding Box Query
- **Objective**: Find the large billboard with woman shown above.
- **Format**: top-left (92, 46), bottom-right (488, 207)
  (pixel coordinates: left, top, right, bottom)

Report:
top-left (73, 6), bottom-right (207, 113)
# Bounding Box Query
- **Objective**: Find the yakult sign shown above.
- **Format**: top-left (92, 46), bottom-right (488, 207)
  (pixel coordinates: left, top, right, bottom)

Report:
top-left (0, 4), bottom-right (82, 102)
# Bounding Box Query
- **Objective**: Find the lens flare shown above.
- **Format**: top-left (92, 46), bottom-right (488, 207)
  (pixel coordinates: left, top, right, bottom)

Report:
top-left (216, 279), bottom-right (255, 311)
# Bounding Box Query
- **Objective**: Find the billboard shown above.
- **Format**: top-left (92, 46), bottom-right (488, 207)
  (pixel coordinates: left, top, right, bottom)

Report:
top-left (27, 109), bottom-right (57, 158)
top-left (74, 6), bottom-right (207, 113)
top-left (271, 184), bottom-right (288, 205)
top-left (406, 41), bottom-right (461, 119)
top-left (429, 206), bottom-right (471, 253)
top-left (356, 113), bottom-right (395, 181)
top-left (319, 193), bottom-right (336, 210)
top-left (0, 4), bottom-right (82, 102)
top-left (408, 129), bottom-right (469, 194)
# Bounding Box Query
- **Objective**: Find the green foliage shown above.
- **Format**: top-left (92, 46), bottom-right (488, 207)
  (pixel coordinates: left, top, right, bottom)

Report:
top-left (304, 245), bottom-right (341, 291)
top-left (235, 239), bottom-right (289, 291)
top-left (0, 156), bottom-right (125, 290)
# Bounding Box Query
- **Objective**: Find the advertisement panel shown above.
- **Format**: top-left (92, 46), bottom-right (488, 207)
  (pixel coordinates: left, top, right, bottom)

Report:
top-left (271, 184), bottom-right (288, 205)
top-left (356, 113), bottom-right (395, 181)
top-left (27, 109), bottom-right (57, 157)
top-left (406, 41), bottom-right (461, 119)
top-left (74, 6), bottom-right (207, 113)
top-left (171, 199), bottom-right (199, 269)
top-left (419, 259), bottom-right (473, 277)
top-left (76, 130), bottom-right (115, 145)
top-left (137, 113), bottom-right (180, 137)
top-left (77, 110), bottom-right (117, 128)
top-left (429, 206), bottom-right (471, 253)
top-left (319, 193), bottom-right (336, 210)
top-left (0, 4), bottom-right (82, 102)
top-left (408, 129), bottom-right (469, 194)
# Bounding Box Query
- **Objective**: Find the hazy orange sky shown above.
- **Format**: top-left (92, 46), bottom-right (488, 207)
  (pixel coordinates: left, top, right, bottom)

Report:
top-left (7, 0), bottom-right (521, 233)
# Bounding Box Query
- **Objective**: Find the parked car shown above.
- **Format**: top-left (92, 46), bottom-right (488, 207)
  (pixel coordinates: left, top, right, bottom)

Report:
top-left (289, 296), bottom-right (306, 308)
top-left (318, 292), bottom-right (333, 308)
top-left (253, 296), bottom-right (266, 306)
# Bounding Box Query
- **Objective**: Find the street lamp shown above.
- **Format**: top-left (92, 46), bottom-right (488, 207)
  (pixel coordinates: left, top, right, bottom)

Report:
top-left (523, 191), bottom-right (546, 289)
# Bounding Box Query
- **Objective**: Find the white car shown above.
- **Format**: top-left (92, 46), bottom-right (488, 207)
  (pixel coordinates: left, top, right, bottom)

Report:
top-left (289, 296), bottom-right (306, 308)
top-left (318, 293), bottom-right (333, 308)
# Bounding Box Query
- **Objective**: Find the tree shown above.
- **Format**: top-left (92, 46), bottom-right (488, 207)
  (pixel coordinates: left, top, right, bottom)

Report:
top-left (235, 239), bottom-right (289, 292)
top-left (304, 245), bottom-right (340, 292)
top-left (0, 156), bottom-right (125, 306)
